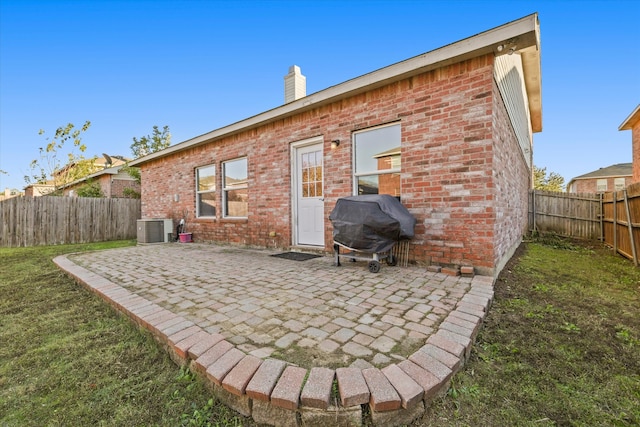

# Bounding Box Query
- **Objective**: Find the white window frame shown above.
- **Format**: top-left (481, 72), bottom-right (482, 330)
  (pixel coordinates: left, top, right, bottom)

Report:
top-left (352, 123), bottom-right (401, 196)
top-left (196, 164), bottom-right (216, 218)
top-left (596, 179), bottom-right (608, 192)
top-left (222, 157), bottom-right (248, 218)
top-left (614, 177), bottom-right (626, 191)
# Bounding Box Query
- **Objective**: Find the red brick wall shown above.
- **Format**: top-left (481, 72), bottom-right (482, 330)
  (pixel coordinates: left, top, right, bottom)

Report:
top-left (491, 79), bottom-right (531, 274)
top-left (399, 58), bottom-right (496, 272)
top-left (141, 54), bottom-right (527, 275)
top-left (111, 178), bottom-right (140, 198)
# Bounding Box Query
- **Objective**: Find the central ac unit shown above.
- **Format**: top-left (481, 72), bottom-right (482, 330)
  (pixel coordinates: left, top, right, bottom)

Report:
top-left (137, 218), bottom-right (174, 244)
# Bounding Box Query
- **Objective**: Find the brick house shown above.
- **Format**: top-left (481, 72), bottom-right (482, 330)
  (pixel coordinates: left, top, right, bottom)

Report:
top-left (23, 154), bottom-right (138, 198)
top-left (24, 183), bottom-right (55, 197)
top-left (566, 163), bottom-right (632, 193)
top-left (620, 104), bottom-right (640, 183)
top-left (130, 14), bottom-right (542, 277)
top-left (61, 164), bottom-right (140, 198)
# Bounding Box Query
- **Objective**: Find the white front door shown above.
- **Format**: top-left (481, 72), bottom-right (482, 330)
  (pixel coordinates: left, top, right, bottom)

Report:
top-left (294, 142), bottom-right (325, 246)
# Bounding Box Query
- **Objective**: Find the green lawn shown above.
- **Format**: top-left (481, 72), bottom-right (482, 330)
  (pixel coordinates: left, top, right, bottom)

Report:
top-left (419, 236), bottom-right (640, 426)
top-left (0, 241), bottom-right (251, 427)
top-left (1, 237), bottom-right (638, 426)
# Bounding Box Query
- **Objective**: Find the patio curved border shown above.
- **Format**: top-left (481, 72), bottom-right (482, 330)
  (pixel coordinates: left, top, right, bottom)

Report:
top-left (54, 254), bottom-right (494, 427)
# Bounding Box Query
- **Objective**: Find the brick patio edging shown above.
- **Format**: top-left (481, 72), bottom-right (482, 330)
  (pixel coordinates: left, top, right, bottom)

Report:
top-left (54, 254), bottom-right (494, 427)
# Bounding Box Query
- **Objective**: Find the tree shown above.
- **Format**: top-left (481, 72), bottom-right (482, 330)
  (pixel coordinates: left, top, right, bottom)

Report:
top-left (76, 179), bottom-right (104, 198)
top-left (130, 125), bottom-right (171, 158)
top-left (24, 121), bottom-right (94, 193)
top-left (124, 125), bottom-right (171, 198)
top-left (534, 165), bottom-right (565, 192)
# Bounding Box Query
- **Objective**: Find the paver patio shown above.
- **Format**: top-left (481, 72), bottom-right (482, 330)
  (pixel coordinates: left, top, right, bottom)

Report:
top-left (55, 243), bottom-right (494, 426)
top-left (68, 244), bottom-right (469, 365)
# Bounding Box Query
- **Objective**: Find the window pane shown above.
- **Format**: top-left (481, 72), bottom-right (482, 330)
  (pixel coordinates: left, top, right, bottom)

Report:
top-left (224, 158), bottom-right (247, 187)
top-left (357, 173), bottom-right (400, 197)
top-left (197, 165), bottom-right (215, 191)
top-left (225, 188), bottom-right (248, 217)
top-left (198, 192), bottom-right (216, 217)
top-left (379, 173), bottom-right (401, 197)
top-left (354, 124), bottom-right (401, 173)
top-left (357, 175), bottom-right (379, 195)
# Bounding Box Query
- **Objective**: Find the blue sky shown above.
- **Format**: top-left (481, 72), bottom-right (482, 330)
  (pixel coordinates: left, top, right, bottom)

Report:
top-left (1, 0), bottom-right (638, 191)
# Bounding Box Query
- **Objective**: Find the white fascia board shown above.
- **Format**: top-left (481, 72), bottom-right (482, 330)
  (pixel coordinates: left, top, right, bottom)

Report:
top-left (130, 13), bottom-right (540, 167)
top-left (619, 104), bottom-right (640, 131)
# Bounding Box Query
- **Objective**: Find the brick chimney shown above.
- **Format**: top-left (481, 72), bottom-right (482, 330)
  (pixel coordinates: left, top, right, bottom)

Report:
top-left (284, 65), bottom-right (306, 103)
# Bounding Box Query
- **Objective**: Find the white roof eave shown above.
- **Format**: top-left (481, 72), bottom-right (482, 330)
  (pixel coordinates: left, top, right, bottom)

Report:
top-left (130, 13), bottom-right (541, 167)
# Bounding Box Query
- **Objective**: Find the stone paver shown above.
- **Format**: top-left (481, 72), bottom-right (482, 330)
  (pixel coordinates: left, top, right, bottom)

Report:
top-left (245, 358), bottom-right (287, 401)
top-left (300, 367), bottom-right (334, 409)
top-left (381, 364), bottom-right (423, 409)
top-left (362, 367), bottom-right (402, 412)
top-left (55, 243), bottom-right (495, 427)
top-left (271, 366), bottom-right (307, 410)
top-left (222, 354), bottom-right (262, 396)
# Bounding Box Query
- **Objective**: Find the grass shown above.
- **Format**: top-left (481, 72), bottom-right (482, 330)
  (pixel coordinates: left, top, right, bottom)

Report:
top-left (420, 235), bottom-right (640, 426)
top-left (0, 241), bottom-right (253, 427)
top-left (2, 237), bottom-right (639, 426)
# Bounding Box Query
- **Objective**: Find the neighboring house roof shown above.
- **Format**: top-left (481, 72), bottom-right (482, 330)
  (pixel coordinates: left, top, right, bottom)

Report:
top-left (130, 13), bottom-right (541, 168)
top-left (54, 155), bottom-right (127, 178)
top-left (24, 181), bottom-right (55, 190)
top-left (567, 163), bottom-right (632, 188)
top-left (619, 104), bottom-right (640, 131)
top-left (60, 164), bottom-right (133, 190)
top-left (373, 147), bottom-right (401, 158)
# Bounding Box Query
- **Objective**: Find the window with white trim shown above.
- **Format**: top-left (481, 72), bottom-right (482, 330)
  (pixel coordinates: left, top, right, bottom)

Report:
top-left (353, 123), bottom-right (401, 197)
top-left (196, 164), bottom-right (216, 217)
top-left (614, 177), bottom-right (626, 191)
top-left (223, 158), bottom-right (248, 218)
top-left (596, 179), bottom-right (607, 192)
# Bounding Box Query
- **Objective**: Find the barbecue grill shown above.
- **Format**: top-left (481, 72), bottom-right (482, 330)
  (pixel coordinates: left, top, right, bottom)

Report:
top-left (329, 194), bottom-right (416, 272)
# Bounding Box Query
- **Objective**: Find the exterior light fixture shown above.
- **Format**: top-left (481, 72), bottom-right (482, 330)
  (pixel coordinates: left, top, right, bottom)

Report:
top-left (331, 139), bottom-right (340, 149)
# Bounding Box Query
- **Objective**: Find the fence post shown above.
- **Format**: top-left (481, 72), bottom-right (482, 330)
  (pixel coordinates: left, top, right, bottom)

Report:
top-left (613, 192), bottom-right (618, 255)
top-left (532, 190), bottom-right (537, 233)
top-left (624, 189), bottom-right (638, 266)
top-left (599, 193), bottom-right (604, 242)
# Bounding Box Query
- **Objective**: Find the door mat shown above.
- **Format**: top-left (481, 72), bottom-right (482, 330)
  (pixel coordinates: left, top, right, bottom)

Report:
top-left (270, 252), bottom-right (322, 261)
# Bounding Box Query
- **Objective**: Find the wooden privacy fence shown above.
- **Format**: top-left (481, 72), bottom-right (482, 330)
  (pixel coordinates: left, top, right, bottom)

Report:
top-left (601, 182), bottom-right (640, 266)
top-left (529, 184), bottom-right (640, 265)
top-left (0, 197), bottom-right (141, 247)
top-left (529, 190), bottom-right (602, 240)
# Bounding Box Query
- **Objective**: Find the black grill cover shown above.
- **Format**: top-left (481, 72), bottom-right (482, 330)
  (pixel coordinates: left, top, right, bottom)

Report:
top-left (329, 195), bottom-right (416, 253)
